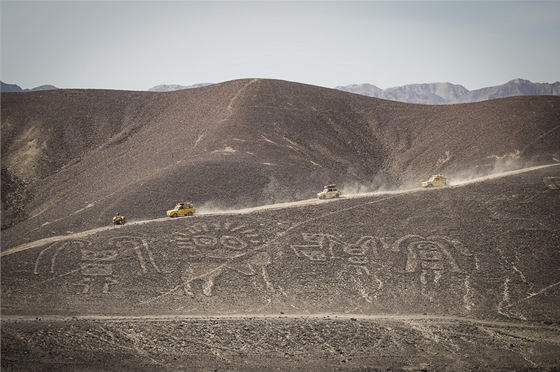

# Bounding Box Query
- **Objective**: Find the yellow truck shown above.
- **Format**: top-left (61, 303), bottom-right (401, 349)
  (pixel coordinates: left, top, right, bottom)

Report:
top-left (421, 175), bottom-right (448, 188)
top-left (167, 202), bottom-right (196, 217)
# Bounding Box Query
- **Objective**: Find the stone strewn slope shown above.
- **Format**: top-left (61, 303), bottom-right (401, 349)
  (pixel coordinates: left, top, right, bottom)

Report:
top-left (1, 165), bottom-right (559, 371)
top-left (2, 165), bottom-right (559, 320)
top-left (2, 79), bottom-right (559, 246)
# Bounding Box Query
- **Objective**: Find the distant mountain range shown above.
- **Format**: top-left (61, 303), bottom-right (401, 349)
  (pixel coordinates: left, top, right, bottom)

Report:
top-left (147, 83), bottom-right (213, 92)
top-left (0, 81), bottom-right (212, 93)
top-left (0, 81), bottom-right (58, 93)
top-left (335, 79), bottom-right (560, 104)
top-left (2, 78), bottom-right (559, 104)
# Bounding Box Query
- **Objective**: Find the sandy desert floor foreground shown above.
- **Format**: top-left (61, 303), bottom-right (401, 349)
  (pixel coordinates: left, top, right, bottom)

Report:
top-left (2, 314), bottom-right (560, 371)
top-left (2, 165), bottom-right (560, 371)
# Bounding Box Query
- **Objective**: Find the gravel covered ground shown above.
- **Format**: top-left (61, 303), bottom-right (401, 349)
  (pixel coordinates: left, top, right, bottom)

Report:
top-left (2, 165), bottom-right (560, 371)
top-left (2, 80), bottom-right (560, 370)
top-left (3, 315), bottom-right (559, 371)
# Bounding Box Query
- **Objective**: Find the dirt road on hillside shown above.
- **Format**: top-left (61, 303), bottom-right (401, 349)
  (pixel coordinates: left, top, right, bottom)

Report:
top-left (3, 312), bottom-right (558, 331)
top-left (2, 163), bottom-right (558, 257)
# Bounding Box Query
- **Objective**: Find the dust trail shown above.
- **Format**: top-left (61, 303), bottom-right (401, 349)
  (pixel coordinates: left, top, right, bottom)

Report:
top-left (339, 172), bottom-right (398, 196)
top-left (446, 151), bottom-right (546, 186)
top-left (449, 162), bottom-right (559, 187)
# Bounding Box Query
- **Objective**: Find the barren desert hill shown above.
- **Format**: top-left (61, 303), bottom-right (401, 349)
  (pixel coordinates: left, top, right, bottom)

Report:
top-left (1, 77), bottom-right (560, 371)
top-left (1, 163), bottom-right (560, 371)
top-left (2, 78), bottom-right (560, 248)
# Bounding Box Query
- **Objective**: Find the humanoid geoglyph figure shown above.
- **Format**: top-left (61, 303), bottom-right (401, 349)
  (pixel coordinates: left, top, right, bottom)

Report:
top-left (393, 235), bottom-right (472, 285)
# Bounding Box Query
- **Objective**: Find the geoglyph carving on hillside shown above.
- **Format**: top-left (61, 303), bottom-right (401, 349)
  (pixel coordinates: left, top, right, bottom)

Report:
top-left (33, 237), bottom-right (161, 294)
top-left (392, 235), bottom-right (472, 286)
top-left (78, 246), bottom-right (119, 294)
top-left (173, 222), bottom-right (272, 297)
top-left (288, 233), bottom-right (475, 304)
top-left (109, 236), bottom-right (161, 274)
top-left (33, 239), bottom-right (120, 294)
top-left (34, 239), bottom-right (89, 275)
top-left (543, 177), bottom-right (560, 190)
top-left (27, 230), bottom-right (474, 301)
top-left (290, 233), bottom-right (388, 276)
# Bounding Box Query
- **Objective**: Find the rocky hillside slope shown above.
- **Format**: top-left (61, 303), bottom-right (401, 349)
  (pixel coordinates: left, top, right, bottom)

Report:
top-left (1, 78), bottom-right (559, 371)
top-left (2, 79), bottom-right (559, 245)
top-left (2, 164), bottom-right (559, 370)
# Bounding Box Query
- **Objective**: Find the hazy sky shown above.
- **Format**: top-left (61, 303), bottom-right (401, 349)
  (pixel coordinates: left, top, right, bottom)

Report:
top-left (2, 1), bottom-right (559, 91)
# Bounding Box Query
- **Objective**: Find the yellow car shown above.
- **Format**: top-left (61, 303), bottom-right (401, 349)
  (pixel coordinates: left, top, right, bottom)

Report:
top-left (167, 202), bottom-right (196, 217)
top-left (317, 184), bottom-right (342, 199)
top-left (421, 175), bottom-right (448, 188)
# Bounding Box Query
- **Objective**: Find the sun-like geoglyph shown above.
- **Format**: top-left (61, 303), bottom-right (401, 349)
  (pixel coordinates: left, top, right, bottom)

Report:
top-left (172, 221), bottom-right (272, 296)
